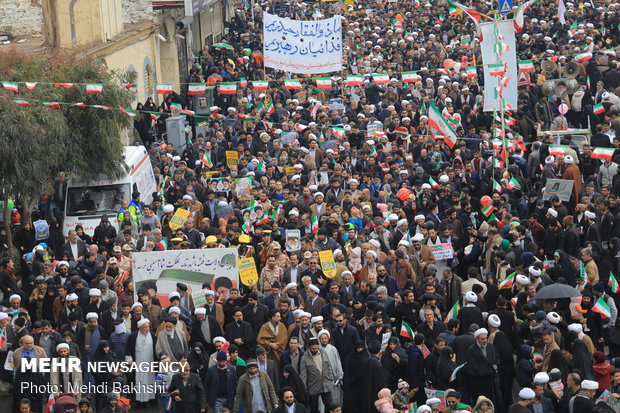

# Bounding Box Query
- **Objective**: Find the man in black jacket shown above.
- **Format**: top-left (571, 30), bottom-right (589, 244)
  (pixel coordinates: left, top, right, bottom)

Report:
top-left (204, 351), bottom-right (238, 412)
top-left (169, 363), bottom-right (207, 413)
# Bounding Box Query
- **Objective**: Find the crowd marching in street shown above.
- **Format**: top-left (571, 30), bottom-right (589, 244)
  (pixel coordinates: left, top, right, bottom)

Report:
top-left (3, 0), bottom-right (620, 412)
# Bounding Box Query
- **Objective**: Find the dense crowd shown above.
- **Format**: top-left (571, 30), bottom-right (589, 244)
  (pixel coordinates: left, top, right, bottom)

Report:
top-left (4, 0), bottom-right (620, 412)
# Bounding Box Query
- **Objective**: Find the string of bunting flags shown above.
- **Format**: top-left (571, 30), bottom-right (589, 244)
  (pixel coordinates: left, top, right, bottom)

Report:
top-left (3, 94), bottom-right (617, 167)
top-left (0, 49), bottom-right (612, 96)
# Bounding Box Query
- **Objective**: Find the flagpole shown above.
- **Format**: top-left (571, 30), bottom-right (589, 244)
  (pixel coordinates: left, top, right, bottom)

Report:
top-left (492, 16), bottom-right (509, 170)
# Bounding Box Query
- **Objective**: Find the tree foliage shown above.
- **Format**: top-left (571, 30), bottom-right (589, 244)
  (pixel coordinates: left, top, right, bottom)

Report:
top-left (0, 50), bottom-right (137, 213)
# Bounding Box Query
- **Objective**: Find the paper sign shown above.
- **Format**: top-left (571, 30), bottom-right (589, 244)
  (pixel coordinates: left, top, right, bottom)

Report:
top-left (235, 177), bottom-right (253, 196)
top-left (204, 171), bottom-right (219, 178)
top-left (381, 332), bottom-right (392, 351)
top-left (281, 131), bottom-right (297, 145)
top-left (226, 151), bottom-right (239, 168)
top-left (285, 166), bottom-right (297, 176)
top-left (4, 350), bottom-right (13, 371)
top-left (429, 242), bottom-right (454, 261)
top-left (285, 229), bottom-right (301, 252)
top-left (238, 257), bottom-right (259, 286)
top-left (542, 178), bottom-right (574, 202)
top-left (430, 243), bottom-right (454, 260)
top-left (192, 289), bottom-right (209, 308)
top-left (318, 250), bottom-right (337, 279)
top-left (328, 98), bottom-right (345, 111)
top-left (209, 177), bottom-right (231, 193)
top-left (169, 208), bottom-right (191, 231)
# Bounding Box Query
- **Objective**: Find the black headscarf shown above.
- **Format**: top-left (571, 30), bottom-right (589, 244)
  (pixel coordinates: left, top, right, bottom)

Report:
top-left (436, 346), bottom-right (457, 389)
top-left (281, 364), bottom-right (309, 404)
top-left (566, 331), bottom-right (595, 380)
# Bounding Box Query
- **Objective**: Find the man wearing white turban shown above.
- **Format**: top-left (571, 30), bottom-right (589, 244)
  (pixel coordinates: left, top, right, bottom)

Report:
top-left (128, 318), bottom-right (157, 407)
top-left (50, 342), bottom-right (83, 399)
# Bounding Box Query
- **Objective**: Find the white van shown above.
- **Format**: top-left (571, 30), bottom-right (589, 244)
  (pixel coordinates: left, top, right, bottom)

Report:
top-left (63, 145), bottom-right (158, 236)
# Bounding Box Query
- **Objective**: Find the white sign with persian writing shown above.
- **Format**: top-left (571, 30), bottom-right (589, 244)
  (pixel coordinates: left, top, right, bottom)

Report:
top-left (133, 249), bottom-right (239, 303)
top-left (263, 12), bottom-right (343, 74)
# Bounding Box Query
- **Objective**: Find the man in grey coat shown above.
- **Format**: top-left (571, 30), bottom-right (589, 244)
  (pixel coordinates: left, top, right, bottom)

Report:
top-left (299, 337), bottom-right (334, 413)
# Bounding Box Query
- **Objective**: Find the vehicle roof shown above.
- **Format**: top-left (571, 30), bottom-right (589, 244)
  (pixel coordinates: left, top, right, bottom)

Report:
top-left (122, 145), bottom-right (149, 170)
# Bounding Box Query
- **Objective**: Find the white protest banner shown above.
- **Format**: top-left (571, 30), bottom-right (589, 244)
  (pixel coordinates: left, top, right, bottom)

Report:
top-left (430, 243), bottom-right (454, 260)
top-left (133, 249), bottom-right (239, 305)
top-left (542, 178), bottom-right (574, 202)
top-left (263, 12), bottom-right (343, 74)
top-left (480, 20), bottom-right (518, 112)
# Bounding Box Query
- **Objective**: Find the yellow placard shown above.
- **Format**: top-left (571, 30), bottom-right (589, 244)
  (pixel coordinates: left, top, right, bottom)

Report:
top-left (205, 170), bottom-right (219, 177)
top-left (226, 151), bottom-right (239, 168)
top-left (318, 250), bottom-right (337, 279)
top-left (285, 166), bottom-right (296, 176)
top-left (168, 208), bottom-right (191, 231)
top-left (238, 257), bottom-right (259, 286)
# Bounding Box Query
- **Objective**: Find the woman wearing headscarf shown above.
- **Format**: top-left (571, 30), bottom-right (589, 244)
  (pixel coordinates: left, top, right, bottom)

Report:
top-left (187, 342), bottom-right (210, 381)
top-left (134, 102), bottom-right (152, 147)
top-left (547, 350), bottom-right (571, 383)
top-left (435, 346), bottom-right (457, 390)
top-left (381, 336), bottom-right (409, 391)
top-left (565, 330), bottom-right (595, 380)
top-left (92, 340), bottom-right (118, 411)
top-left (343, 340), bottom-right (369, 413)
top-left (281, 364), bottom-right (309, 406)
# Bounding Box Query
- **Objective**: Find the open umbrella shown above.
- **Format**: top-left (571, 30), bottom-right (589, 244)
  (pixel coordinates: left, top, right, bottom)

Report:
top-left (532, 284), bottom-right (580, 301)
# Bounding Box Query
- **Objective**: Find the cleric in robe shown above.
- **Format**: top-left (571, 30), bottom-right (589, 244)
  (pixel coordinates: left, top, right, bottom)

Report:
top-left (465, 328), bottom-right (502, 410)
top-left (257, 309), bottom-right (288, 365)
top-left (127, 318), bottom-right (158, 408)
top-left (156, 317), bottom-right (189, 363)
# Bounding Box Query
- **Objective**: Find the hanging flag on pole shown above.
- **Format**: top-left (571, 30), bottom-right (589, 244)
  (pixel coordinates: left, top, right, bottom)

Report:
top-left (557, 0), bottom-right (567, 24)
top-left (427, 103), bottom-right (458, 148)
top-left (445, 301), bottom-right (460, 322)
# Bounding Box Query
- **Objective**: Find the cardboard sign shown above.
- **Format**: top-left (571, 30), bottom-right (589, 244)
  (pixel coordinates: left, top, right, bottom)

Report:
top-left (430, 243), bottom-right (454, 260)
top-left (169, 208), bottom-right (191, 231)
top-left (226, 151), bottom-right (239, 168)
top-left (191, 289), bottom-right (209, 308)
top-left (238, 257), bottom-right (259, 286)
top-left (542, 178), bottom-right (574, 202)
top-left (318, 250), bottom-right (337, 279)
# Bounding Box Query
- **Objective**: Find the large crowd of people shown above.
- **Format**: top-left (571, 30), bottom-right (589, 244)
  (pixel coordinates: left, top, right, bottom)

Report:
top-left (4, 0), bottom-right (620, 412)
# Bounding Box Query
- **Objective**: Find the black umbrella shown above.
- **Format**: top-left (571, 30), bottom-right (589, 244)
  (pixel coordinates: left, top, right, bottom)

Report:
top-left (532, 284), bottom-right (580, 301)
